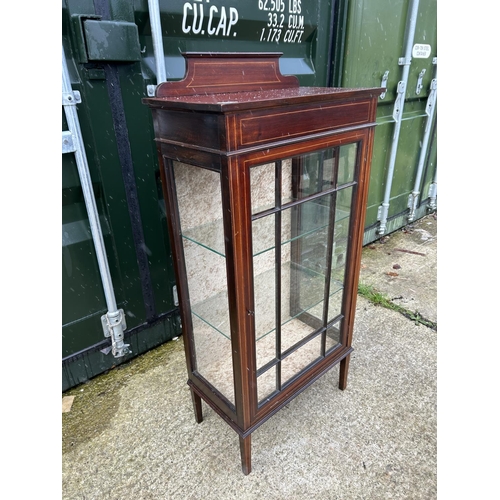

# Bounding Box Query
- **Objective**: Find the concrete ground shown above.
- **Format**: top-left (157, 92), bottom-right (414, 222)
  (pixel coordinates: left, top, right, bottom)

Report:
top-left (62, 214), bottom-right (437, 500)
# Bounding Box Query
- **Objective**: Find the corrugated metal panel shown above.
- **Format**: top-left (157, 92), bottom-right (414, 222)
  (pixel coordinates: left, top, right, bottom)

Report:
top-left (339, 0), bottom-right (437, 243)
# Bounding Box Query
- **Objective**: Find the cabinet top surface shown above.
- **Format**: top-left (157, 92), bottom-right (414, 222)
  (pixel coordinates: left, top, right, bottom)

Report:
top-left (142, 52), bottom-right (382, 113)
top-left (143, 86), bottom-right (382, 113)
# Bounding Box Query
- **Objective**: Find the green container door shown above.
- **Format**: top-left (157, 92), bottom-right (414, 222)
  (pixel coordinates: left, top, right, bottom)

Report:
top-left (63, 1), bottom-right (182, 390)
top-left (338, 0), bottom-right (437, 242)
top-left (62, 0), bottom-right (338, 390)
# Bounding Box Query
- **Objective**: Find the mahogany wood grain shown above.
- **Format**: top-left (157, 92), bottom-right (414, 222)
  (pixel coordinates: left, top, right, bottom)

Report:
top-left (155, 52), bottom-right (298, 97)
top-left (143, 52), bottom-right (382, 475)
top-left (239, 435), bottom-right (252, 476)
top-left (191, 388), bottom-right (203, 424)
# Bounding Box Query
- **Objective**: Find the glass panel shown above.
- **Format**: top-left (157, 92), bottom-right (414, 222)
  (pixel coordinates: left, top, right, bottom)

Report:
top-left (252, 215), bottom-right (275, 256)
top-left (282, 241), bottom-right (317, 352)
top-left (251, 162), bottom-right (276, 214)
top-left (328, 186), bottom-right (354, 322)
top-left (289, 193), bottom-right (332, 324)
top-left (174, 162), bottom-right (226, 256)
top-left (281, 316), bottom-right (317, 354)
top-left (282, 198), bottom-right (331, 252)
top-left (328, 286), bottom-right (343, 323)
top-left (173, 162), bottom-right (234, 405)
top-left (281, 334), bottom-right (322, 386)
top-left (192, 314), bottom-right (235, 404)
top-left (281, 158), bottom-right (293, 205)
top-left (257, 367), bottom-right (277, 405)
top-left (256, 330), bottom-right (276, 371)
top-left (254, 198), bottom-right (332, 258)
top-left (253, 249), bottom-right (276, 342)
top-left (185, 239), bottom-right (231, 338)
top-left (290, 148), bottom-right (336, 200)
top-left (253, 249), bottom-right (322, 347)
top-left (325, 320), bottom-right (342, 354)
top-left (174, 162), bottom-right (226, 255)
top-left (337, 143), bottom-right (358, 186)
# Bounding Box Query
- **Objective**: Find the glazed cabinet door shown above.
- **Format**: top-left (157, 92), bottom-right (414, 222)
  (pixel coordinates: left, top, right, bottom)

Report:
top-left (248, 142), bottom-right (361, 407)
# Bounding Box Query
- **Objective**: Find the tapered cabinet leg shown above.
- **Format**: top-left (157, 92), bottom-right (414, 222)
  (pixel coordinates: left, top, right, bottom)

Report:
top-left (339, 354), bottom-right (350, 391)
top-left (190, 388), bottom-right (203, 423)
top-left (239, 435), bottom-right (252, 475)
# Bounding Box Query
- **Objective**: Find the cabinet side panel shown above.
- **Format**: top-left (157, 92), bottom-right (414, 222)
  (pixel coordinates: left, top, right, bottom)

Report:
top-left (173, 161), bottom-right (236, 407)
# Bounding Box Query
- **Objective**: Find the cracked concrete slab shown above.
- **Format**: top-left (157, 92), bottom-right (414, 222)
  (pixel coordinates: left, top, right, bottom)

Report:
top-left (359, 214), bottom-right (437, 324)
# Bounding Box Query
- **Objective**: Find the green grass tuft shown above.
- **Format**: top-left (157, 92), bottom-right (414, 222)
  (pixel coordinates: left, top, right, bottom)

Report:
top-left (357, 282), bottom-right (437, 330)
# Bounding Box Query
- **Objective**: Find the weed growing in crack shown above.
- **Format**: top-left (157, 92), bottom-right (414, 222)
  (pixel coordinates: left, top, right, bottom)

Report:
top-left (357, 283), bottom-right (437, 330)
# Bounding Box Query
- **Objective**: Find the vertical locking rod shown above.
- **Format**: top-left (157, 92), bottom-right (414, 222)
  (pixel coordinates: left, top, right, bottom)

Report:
top-left (147, 0), bottom-right (167, 96)
top-left (408, 64), bottom-right (437, 222)
top-left (62, 45), bottom-right (130, 358)
top-left (377, 0), bottom-right (420, 235)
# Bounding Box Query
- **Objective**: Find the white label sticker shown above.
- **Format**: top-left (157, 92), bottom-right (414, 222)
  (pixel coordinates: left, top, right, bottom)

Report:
top-left (412, 44), bottom-right (432, 59)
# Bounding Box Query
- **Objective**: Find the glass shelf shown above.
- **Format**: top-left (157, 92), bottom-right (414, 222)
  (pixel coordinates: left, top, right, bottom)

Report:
top-left (182, 202), bottom-right (351, 258)
top-left (191, 260), bottom-right (343, 342)
top-left (183, 219), bottom-right (226, 257)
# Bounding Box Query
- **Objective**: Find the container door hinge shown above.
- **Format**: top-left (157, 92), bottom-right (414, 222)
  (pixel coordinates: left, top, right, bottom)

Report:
top-left (101, 309), bottom-right (130, 358)
top-left (415, 69), bottom-right (426, 95)
top-left (62, 131), bottom-right (76, 154)
top-left (62, 90), bottom-right (81, 106)
top-left (428, 182), bottom-right (437, 211)
top-left (407, 191), bottom-right (419, 212)
top-left (62, 90), bottom-right (81, 154)
top-left (392, 81), bottom-right (406, 121)
top-left (379, 71), bottom-right (389, 99)
top-left (377, 203), bottom-right (390, 234)
top-left (425, 79), bottom-right (437, 117)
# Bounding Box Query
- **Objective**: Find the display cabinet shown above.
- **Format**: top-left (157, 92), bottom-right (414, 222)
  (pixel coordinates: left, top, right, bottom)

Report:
top-left (143, 52), bottom-right (381, 474)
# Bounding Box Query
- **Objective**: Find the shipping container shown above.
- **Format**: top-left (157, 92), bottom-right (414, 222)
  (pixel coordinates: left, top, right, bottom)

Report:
top-left (62, 0), bottom-right (436, 390)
